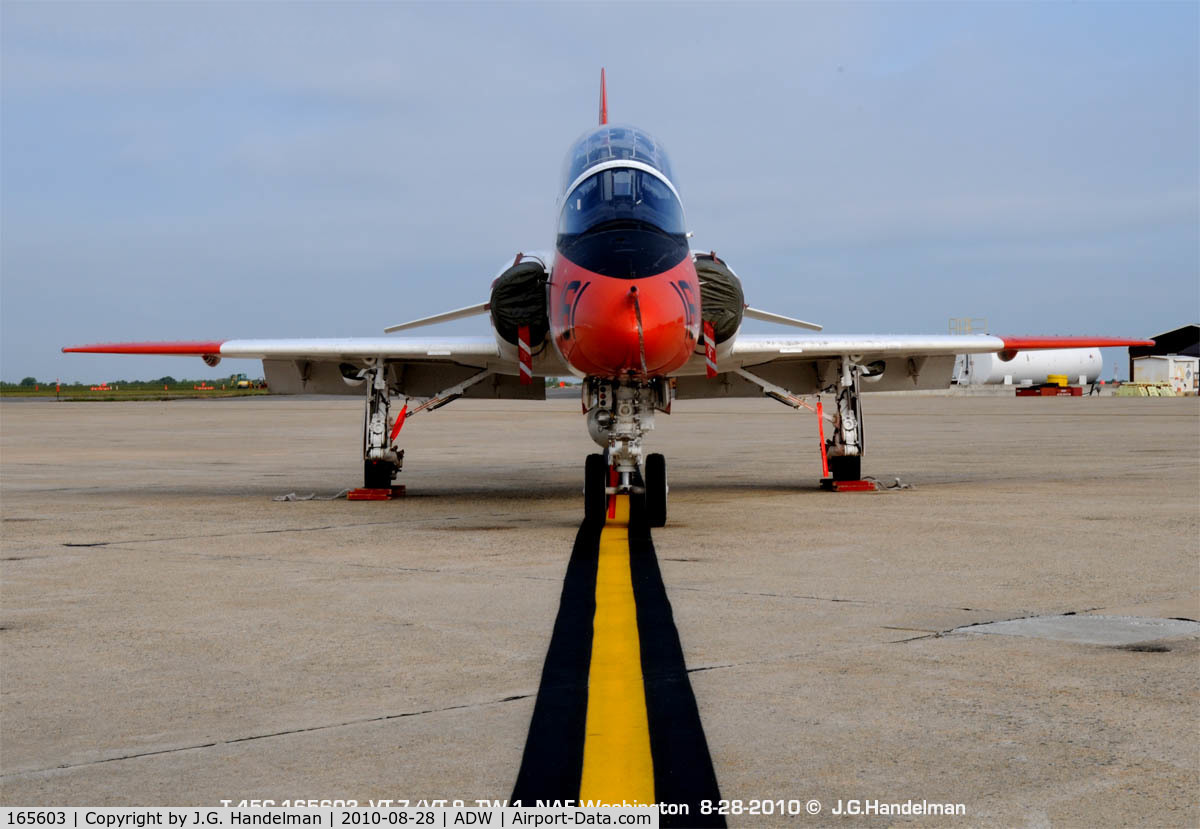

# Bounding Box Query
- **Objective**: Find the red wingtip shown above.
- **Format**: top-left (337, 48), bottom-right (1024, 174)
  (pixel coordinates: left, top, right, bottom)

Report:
top-left (599, 67), bottom-right (608, 126)
top-left (999, 336), bottom-right (1156, 350)
top-left (62, 340), bottom-right (226, 355)
top-left (995, 336), bottom-right (1156, 362)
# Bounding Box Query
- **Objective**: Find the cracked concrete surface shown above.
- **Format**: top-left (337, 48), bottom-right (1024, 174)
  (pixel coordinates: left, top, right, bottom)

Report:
top-left (955, 614), bottom-right (1200, 645)
top-left (1, 395), bottom-right (1197, 826)
top-left (9, 693), bottom-right (533, 777)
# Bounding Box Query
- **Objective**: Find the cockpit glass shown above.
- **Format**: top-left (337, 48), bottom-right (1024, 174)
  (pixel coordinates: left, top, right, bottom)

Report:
top-left (561, 126), bottom-right (675, 191)
top-left (558, 168), bottom-right (685, 236)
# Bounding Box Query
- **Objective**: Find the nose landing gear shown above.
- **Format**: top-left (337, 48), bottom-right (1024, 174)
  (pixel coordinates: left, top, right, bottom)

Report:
top-left (582, 451), bottom-right (668, 527)
top-left (582, 377), bottom-right (672, 527)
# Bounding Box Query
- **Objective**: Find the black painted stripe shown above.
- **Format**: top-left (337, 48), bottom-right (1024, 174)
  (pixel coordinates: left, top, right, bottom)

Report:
top-left (628, 498), bottom-right (726, 828)
top-left (514, 501), bottom-right (724, 825)
top-left (511, 521), bottom-right (600, 803)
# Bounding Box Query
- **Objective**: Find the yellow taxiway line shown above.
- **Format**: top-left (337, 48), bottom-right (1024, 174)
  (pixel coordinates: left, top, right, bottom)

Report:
top-left (578, 495), bottom-right (655, 805)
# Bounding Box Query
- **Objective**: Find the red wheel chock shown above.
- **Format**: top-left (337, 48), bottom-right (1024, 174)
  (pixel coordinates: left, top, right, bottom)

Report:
top-left (347, 486), bottom-right (407, 501)
top-left (823, 479), bottom-right (876, 492)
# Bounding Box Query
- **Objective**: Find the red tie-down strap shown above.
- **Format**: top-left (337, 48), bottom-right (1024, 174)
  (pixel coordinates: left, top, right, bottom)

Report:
top-left (518, 325), bottom-right (532, 386)
top-left (607, 464), bottom-right (618, 520)
top-left (389, 403), bottom-right (408, 441)
top-left (703, 320), bottom-right (718, 378)
top-left (816, 400), bottom-right (830, 479)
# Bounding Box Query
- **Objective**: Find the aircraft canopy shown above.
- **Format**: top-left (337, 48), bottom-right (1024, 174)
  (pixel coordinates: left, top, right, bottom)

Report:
top-left (561, 126), bottom-right (675, 192)
top-left (558, 167), bottom-right (686, 236)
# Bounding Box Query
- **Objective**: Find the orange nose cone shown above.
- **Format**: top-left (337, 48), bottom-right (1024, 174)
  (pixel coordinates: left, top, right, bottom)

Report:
top-left (571, 285), bottom-right (642, 374)
top-left (553, 257), bottom-right (699, 378)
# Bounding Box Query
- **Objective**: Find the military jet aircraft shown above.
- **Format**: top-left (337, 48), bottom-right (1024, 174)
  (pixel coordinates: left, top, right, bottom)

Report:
top-left (66, 70), bottom-right (1152, 525)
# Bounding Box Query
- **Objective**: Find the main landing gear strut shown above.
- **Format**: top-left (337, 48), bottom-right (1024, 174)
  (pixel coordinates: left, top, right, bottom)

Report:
top-left (359, 362), bottom-right (496, 490)
top-left (582, 377), bottom-right (671, 527)
top-left (362, 360), bottom-right (403, 489)
top-left (736, 355), bottom-right (866, 484)
top-left (826, 358), bottom-right (864, 482)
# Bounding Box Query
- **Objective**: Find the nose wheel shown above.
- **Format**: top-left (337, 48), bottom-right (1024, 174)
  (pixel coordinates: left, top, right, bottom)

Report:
top-left (583, 452), bottom-right (668, 528)
top-left (584, 453), bottom-right (609, 524)
top-left (643, 452), bottom-right (667, 528)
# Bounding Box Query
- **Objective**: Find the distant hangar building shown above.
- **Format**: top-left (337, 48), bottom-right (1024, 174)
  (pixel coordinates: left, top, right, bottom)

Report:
top-left (1129, 324), bottom-right (1199, 396)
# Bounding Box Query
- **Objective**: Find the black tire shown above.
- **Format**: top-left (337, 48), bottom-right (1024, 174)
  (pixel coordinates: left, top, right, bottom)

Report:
top-left (644, 453), bottom-right (667, 528)
top-left (829, 454), bottom-right (861, 482)
top-left (584, 453), bottom-right (608, 523)
top-left (364, 459), bottom-right (395, 489)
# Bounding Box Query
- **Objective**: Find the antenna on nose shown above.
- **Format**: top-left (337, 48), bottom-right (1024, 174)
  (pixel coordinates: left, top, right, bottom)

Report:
top-left (599, 67), bottom-right (608, 125)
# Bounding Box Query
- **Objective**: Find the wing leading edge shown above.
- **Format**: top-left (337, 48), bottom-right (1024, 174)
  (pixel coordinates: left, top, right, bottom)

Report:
top-left (726, 334), bottom-right (1153, 364)
top-left (62, 337), bottom-right (571, 397)
top-left (63, 337), bottom-right (501, 361)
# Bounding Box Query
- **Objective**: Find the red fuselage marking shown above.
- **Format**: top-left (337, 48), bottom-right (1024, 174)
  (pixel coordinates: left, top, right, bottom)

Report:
top-left (549, 254), bottom-right (700, 379)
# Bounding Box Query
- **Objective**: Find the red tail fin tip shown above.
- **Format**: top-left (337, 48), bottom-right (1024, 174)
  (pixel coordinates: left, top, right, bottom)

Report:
top-left (599, 68), bottom-right (608, 125)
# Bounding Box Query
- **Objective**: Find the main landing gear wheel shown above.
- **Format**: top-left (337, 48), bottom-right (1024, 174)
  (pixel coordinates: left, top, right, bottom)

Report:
top-left (584, 453), bottom-right (608, 524)
top-left (828, 455), bottom-right (861, 482)
top-left (643, 452), bottom-right (667, 528)
top-left (364, 459), bottom-right (396, 490)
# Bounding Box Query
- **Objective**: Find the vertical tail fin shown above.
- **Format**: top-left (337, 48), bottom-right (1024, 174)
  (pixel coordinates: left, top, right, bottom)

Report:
top-left (599, 67), bottom-right (608, 125)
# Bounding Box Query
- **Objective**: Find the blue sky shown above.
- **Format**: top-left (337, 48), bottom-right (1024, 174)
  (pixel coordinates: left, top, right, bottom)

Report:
top-left (2, 1), bottom-right (1196, 382)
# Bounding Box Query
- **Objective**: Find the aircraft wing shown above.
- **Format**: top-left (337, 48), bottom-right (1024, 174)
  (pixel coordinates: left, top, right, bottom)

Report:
top-left (727, 333), bottom-right (1153, 362)
top-left (64, 336), bottom-right (500, 361)
top-left (729, 333), bottom-right (1006, 362)
top-left (674, 333), bottom-right (1154, 397)
top-left (62, 337), bottom-right (567, 398)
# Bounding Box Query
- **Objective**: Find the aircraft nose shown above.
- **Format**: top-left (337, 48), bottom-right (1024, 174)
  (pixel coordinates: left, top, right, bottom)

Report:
top-left (572, 285), bottom-right (643, 374)
top-left (571, 280), bottom-right (694, 377)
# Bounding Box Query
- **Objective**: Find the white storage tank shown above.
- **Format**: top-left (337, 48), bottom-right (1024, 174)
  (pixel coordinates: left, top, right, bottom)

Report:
top-left (958, 347), bottom-right (1102, 386)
